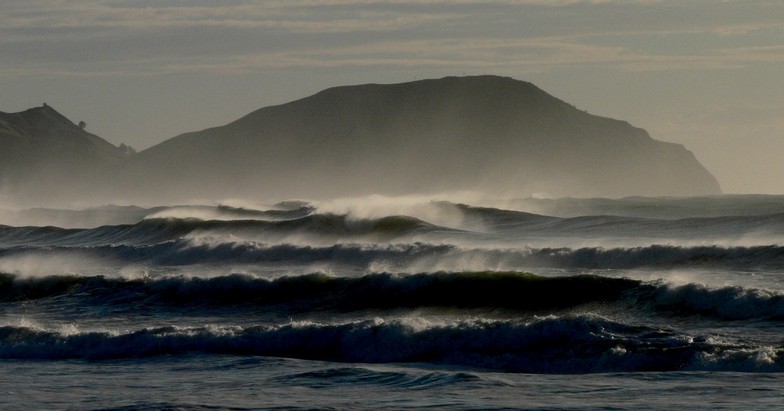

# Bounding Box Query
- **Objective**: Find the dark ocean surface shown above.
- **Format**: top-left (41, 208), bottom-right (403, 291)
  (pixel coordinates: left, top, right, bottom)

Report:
top-left (1, 195), bottom-right (782, 409)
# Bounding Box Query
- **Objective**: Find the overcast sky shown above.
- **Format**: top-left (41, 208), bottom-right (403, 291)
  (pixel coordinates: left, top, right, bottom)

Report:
top-left (2, 0), bottom-right (783, 193)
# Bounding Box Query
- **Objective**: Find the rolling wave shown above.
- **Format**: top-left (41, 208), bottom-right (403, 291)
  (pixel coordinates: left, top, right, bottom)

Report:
top-left (504, 194), bottom-right (784, 220)
top-left (1, 316), bottom-right (780, 372)
top-left (647, 282), bottom-right (784, 320)
top-left (144, 203), bottom-right (314, 221)
top-left (435, 201), bottom-right (784, 239)
top-left (0, 271), bottom-right (637, 311)
top-left (0, 213), bottom-right (447, 247)
top-left (3, 197), bottom-right (783, 382)
top-left (516, 244), bottom-right (784, 269)
top-left (3, 200), bottom-right (784, 248)
top-left (3, 241), bottom-right (783, 273)
top-left (3, 272), bottom-right (782, 320)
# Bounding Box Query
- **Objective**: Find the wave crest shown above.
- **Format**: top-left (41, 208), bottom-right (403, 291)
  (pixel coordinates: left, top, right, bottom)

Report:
top-left (1, 316), bottom-right (780, 373)
top-left (3, 271), bottom-right (783, 320)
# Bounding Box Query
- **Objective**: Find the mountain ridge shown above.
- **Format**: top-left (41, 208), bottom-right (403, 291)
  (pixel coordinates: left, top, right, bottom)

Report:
top-left (0, 104), bottom-right (130, 206)
top-left (123, 75), bottom-right (720, 201)
top-left (1, 76), bottom-right (721, 205)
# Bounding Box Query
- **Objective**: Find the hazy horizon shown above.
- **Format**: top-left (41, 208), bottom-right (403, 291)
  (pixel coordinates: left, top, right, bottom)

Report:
top-left (3, 0), bottom-right (783, 194)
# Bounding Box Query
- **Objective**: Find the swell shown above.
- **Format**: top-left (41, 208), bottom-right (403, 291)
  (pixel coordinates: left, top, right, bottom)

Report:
top-left (3, 272), bottom-right (783, 321)
top-left (1, 316), bottom-right (781, 373)
top-left (505, 195), bottom-right (784, 219)
top-left (518, 244), bottom-right (784, 270)
top-left (273, 367), bottom-right (486, 390)
top-left (3, 242), bottom-right (783, 271)
top-left (0, 241), bottom-right (456, 268)
top-left (0, 213), bottom-right (444, 247)
top-left (645, 282), bottom-right (784, 320)
top-left (4, 201), bottom-right (784, 248)
top-left (0, 272), bottom-right (639, 312)
top-left (145, 204), bottom-right (314, 221)
top-left (439, 201), bottom-right (784, 239)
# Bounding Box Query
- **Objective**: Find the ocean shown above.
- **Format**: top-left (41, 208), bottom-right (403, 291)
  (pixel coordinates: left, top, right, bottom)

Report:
top-left (1, 195), bottom-right (782, 410)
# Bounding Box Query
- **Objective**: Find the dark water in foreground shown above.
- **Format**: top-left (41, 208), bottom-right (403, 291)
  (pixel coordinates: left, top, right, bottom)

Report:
top-left (4, 356), bottom-right (784, 410)
top-left (1, 196), bottom-right (782, 409)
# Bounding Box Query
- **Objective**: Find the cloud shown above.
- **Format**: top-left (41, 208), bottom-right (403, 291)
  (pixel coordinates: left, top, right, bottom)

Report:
top-left (1, 0), bottom-right (783, 78)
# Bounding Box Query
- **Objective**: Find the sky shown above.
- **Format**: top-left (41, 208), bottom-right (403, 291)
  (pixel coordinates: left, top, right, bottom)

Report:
top-left (2, 0), bottom-right (783, 194)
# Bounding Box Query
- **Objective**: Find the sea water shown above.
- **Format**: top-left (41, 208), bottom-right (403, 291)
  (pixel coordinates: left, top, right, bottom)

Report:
top-left (1, 196), bottom-right (782, 409)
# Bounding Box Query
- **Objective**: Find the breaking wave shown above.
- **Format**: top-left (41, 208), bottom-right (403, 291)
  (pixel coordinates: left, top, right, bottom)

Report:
top-left (2, 271), bottom-right (783, 321)
top-left (2, 241), bottom-right (784, 272)
top-left (0, 213), bottom-right (447, 247)
top-left (1, 316), bottom-right (781, 373)
top-left (3, 197), bottom-right (784, 379)
top-left (3, 200), bottom-right (784, 249)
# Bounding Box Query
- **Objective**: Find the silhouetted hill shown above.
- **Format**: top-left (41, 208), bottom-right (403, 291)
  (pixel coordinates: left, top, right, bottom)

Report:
top-left (122, 76), bottom-right (720, 201)
top-left (1, 76), bottom-right (722, 205)
top-left (0, 104), bottom-right (129, 205)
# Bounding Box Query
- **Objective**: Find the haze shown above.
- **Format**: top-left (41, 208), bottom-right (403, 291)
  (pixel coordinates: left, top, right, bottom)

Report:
top-left (2, 0), bottom-right (783, 194)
